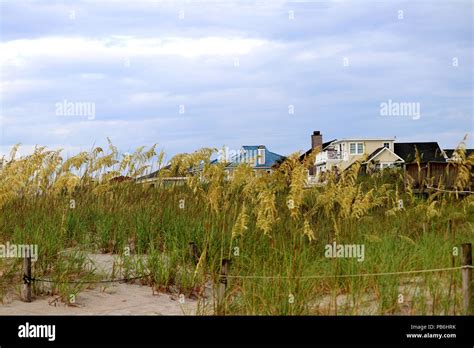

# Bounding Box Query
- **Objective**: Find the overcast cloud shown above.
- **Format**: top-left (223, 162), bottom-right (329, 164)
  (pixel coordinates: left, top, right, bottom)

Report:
top-left (0, 0), bottom-right (472, 159)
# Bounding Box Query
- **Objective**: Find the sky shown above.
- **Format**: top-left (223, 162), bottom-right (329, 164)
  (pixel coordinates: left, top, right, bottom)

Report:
top-left (0, 0), bottom-right (472, 161)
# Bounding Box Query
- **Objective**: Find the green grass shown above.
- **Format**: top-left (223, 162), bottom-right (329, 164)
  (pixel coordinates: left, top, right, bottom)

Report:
top-left (0, 175), bottom-right (472, 315)
top-left (0, 144), bottom-right (473, 315)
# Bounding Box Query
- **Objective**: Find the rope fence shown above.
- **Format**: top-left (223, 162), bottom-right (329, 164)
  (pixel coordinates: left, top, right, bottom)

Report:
top-left (222, 265), bottom-right (474, 280)
top-left (24, 274), bottom-right (150, 285)
top-left (22, 265), bottom-right (473, 285)
top-left (23, 265), bottom-right (474, 284)
top-left (426, 186), bottom-right (474, 194)
top-left (18, 244), bottom-right (473, 315)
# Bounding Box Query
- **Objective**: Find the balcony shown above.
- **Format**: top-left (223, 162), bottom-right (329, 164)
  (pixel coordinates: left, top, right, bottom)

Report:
top-left (315, 150), bottom-right (347, 164)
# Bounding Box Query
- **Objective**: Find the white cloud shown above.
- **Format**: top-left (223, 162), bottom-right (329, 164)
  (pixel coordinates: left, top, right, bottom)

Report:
top-left (1, 1), bottom-right (471, 156)
top-left (79, 73), bottom-right (106, 80)
top-left (129, 92), bottom-right (171, 104)
top-left (0, 36), bottom-right (269, 67)
top-left (0, 79), bottom-right (52, 98)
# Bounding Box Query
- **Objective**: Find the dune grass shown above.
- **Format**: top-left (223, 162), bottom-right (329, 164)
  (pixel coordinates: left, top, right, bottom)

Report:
top-left (0, 141), bottom-right (473, 314)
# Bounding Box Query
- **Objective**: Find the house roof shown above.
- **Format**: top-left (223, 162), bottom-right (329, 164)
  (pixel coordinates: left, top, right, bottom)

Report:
top-left (394, 142), bottom-right (446, 164)
top-left (332, 138), bottom-right (395, 143)
top-left (299, 139), bottom-right (337, 161)
top-left (365, 146), bottom-right (404, 163)
top-left (443, 148), bottom-right (474, 158)
top-left (226, 145), bottom-right (285, 168)
top-left (138, 164), bottom-right (172, 180)
top-left (321, 139), bottom-right (337, 150)
top-left (366, 147), bottom-right (384, 161)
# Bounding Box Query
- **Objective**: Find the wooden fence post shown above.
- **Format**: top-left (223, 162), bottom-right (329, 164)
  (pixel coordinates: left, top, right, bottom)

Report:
top-left (188, 241), bottom-right (200, 265)
top-left (461, 243), bottom-right (472, 315)
top-left (21, 246), bottom-right (32, 302)
top-left (217, 258), bottom-right (230, 315)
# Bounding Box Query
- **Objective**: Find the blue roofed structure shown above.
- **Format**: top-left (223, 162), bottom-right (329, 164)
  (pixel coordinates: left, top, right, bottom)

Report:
top-left (225, 145), bottom-right (285, 171)
top-left (162, 145), bottom-right (286, 177)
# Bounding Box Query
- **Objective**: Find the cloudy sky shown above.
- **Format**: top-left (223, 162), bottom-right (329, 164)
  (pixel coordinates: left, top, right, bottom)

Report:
top-left (0, 0), bottom-right (472, 160)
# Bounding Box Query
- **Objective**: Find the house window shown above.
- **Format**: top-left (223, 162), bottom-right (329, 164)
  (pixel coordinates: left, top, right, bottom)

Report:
top-left (383, 142), bottom-right (390, 149)
top-left (350, 143), bottom-right (364, 155)
top-left (350, 143), bottom-right (356, 154)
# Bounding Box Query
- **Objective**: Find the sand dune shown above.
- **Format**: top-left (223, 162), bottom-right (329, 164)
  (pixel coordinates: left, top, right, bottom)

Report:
top-left (0, 253), bottom-right (199, 315)
top-left (0, 282), bottom-right (197, 315)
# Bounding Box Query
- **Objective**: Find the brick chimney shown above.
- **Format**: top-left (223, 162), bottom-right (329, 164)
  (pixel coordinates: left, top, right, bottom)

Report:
top-left (311, 131), bottom-right (323, 151)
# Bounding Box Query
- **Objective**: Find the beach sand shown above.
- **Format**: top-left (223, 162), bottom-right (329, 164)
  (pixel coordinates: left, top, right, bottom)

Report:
top-left (0, 253), bottom-right (200, 315)
top-left (0, 283), bottom-right (198, 315)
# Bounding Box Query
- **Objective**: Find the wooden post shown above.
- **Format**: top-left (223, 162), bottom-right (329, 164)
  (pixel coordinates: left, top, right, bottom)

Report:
top-left (447, 220), bottom-right (455, 313)
top-left (461, 243), bottom-right (472, 315)
top-left (188, 242), bottom-right (200, 265)
top-left (21, 246), bottom-right (32, 302)
top-left (217, 258), bottom-right (230, 315)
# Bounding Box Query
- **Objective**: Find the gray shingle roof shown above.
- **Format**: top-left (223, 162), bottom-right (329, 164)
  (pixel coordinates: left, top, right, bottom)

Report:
top-left (299, 139), bottom-right (337, 161)
top-left (444, 148), bottom-right (474, 158)
top-left (394, 142), bottom-right (446, 163)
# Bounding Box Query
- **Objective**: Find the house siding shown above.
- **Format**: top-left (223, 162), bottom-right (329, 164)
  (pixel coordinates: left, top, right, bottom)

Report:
top-left (376, 150), bottom-right (399, 162)
top-left (329, 140), bottom-right (394, 171)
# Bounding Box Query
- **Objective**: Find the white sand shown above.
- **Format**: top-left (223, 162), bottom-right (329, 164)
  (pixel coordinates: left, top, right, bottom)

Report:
top-left (0, 283), bottom-right (198, 315)
top-left (0, 253), bottom-right (201, 315)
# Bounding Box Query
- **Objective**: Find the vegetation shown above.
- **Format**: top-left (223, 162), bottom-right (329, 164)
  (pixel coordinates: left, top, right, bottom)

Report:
top-left (0, 138), bottom-right (473, 315)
